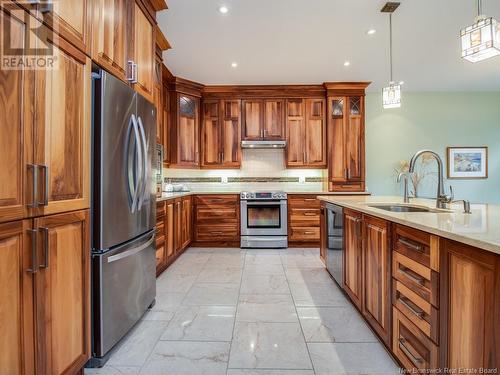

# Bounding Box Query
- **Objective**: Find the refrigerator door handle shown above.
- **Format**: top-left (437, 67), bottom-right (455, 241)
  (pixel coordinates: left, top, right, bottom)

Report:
top-left (129, 114), bottom-right (143, 213)
top-left (136, 116), bottom-right (148, 211)
top-left (107, 231), bottom-right (155, 263)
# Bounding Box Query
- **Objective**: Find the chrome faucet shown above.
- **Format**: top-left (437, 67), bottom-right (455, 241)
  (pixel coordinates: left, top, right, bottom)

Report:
top-left (408, 150), bottom-right (453, 209)
top-left (397, 172), bottom-right (411, 203)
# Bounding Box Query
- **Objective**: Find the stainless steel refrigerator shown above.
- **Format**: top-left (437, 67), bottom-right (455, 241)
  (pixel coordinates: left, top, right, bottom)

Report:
top-left (89, 68), bottom-right (156, 366)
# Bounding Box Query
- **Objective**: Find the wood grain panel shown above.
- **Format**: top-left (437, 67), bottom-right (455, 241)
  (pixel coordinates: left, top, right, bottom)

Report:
top-left (242, 100), bottom-right (263, 140)
top-left (362, 215), bottom-right (391, 346)
top-left (35, 33), bottom-right (91, 216)
top-left (34, 210), bottom-right (90, 375)
top-left (263, 99), bottom-right (285, 140)
top-left (328, 97), bottom-right (346, 182)
top-left (201, 101), bottom-right (220, 166)
top-left (305, 98), bottom-right (326, 166)
top-left (91, 0), bottom-right (128, 81)
top-left (285, 99), bottom-right (305, 167)
top-left (221, 100), bottom-right (241, 167)
top-left (0, 7), bottom-right (33, 223)
top-left (133, 2), bottom-right (154, 102)
top-left (0, 220), bottom-right (35, 375)
top-left (343, 209), bottom-right (363, 309)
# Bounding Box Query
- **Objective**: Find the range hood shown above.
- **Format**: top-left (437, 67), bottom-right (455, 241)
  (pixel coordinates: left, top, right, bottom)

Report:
top-left (241, 140), bottom-right (287, 149)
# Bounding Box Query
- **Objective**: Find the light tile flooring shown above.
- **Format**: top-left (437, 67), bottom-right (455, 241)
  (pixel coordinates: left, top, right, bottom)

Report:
top-left (85, 248), bottom-right (400, 375)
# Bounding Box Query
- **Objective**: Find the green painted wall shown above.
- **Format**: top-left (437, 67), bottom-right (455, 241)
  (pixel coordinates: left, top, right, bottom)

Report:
top-left (365, 92), bottom-right (500, 204)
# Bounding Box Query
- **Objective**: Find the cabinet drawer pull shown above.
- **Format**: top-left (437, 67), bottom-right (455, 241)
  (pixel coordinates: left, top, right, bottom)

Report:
top-left (39, 227), bottom-right (49, 269)
top-left (355, 218), bottom-right (362, 238)
top-left (38, 165), bottom-right (49, 206)
top-left (26, 229), bottom-right (38, 274)
top-left (211, 231), bottom-right (223, 235)
top-left (27, 164), bottom-right (39, 208)
top-left (398, 296), bottom-right (425, 319)
top-left (303, 212), bottom-right (317, 216)
top-left (398, 338), bottom-right (424, 365)
top-left (304, 198), bottom-right (316, 202)
top-left (399, 266), bottom-right (426, 286)
top-left (210, 199), bottom-right (224, 203)
top-left (304, 231), bottom-right (315, 235)
top-left (127, 60), bottom-right (138, 83)
top-left (398, 237), bottom-right (424, 253)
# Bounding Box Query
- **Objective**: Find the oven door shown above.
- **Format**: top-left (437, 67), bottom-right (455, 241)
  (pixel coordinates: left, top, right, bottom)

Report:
top-left (241, 200), bottom-right (288, 236)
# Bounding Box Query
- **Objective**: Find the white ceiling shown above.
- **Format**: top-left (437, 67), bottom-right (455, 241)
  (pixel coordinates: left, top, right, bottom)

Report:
top-left (157, 0), bottom-right (500, 91)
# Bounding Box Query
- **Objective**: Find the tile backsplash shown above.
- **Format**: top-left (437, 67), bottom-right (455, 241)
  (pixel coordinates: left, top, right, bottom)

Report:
top-left (163, 149), bottom-right (327, 191)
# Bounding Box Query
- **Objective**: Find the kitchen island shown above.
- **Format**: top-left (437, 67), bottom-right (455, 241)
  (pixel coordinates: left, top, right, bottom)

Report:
top-left (317, 195), bottom-right (500, 373)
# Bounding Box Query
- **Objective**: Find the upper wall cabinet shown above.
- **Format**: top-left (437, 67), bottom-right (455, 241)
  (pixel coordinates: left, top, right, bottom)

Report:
top-left (286, 98), bottom-right (326, 168)
top-left (242, 99), bottom-right (285, 141)
top-left (91, 0), bottom-right (129, 81)
top-left (0, 6), bottom-right (91, 223)
top-left (201, 100), bottom-right (241, 168)
top-left (132, 1), bottom-right (155, 102)
top-left (325, 82), bottom-right (369, 192)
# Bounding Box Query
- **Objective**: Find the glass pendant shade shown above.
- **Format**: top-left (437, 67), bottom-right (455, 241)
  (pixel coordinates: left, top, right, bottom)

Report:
top-left (382, 83), bottom-right (401, 109)
top-left (461, 17), bottom-right (500, 62)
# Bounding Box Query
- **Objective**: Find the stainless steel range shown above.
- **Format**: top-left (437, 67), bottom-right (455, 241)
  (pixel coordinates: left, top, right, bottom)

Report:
top-left (240, 191), bottom-right (288, 248)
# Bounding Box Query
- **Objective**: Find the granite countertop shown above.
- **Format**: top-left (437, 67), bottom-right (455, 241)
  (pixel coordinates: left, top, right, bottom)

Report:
top-left (317, 195), bottom-right (500, 256)
top-left (157, 190), bottom-right (371, 201)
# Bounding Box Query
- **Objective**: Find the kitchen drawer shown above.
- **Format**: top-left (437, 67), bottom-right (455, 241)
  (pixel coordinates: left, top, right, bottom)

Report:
top-left (288, 195), bottom-right (320, 208)
top-left (329, 182), bottom-right (364, 192)
top-left (393, 224), bottom-right (432, 268)
top-left (393, 280), bottom-right (439, 344)
top-left (195, 225), bottom-right (239, 241)
top-left (156, 245), bottom-right (165, 267)
top-left (195, 195), bottom-right (239, 206)
top-left (289, 226), bottom-right (320, 242)
top-left (289, 208), bottom-right (320, 226)
top-left (195, 206), bottom-right (239, 224)
top-left (393, 251), bottom-right (439, 308)
top-left (393, 307), bottom-right (439, 372)
top-left (157, 201), bottom-right (166, 219)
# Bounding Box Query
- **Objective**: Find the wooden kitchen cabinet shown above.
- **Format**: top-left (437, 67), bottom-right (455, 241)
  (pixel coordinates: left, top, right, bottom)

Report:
top-left (439, 239), bottom-right (499, 372)
top-left (91, 0), bottom-right (129, 81)
top-left (35, 32), bottom-right (92, 217)
top-left (131, 1), bottom-right (155, 102)
top-left (0, 4), bottom-right (34, 224)
top-left (242, 99), bottom-right (285, 140)
top-left (170, 92), bottom-right (201, 167)
top-left (0, 220), bottom-right (35, 374)
top-left (180, 196), bottom-right (192, 249)
top-left (201, 100), bottom-right (241, 168)
top-left (286, 98), bottom-right (326, 167)
top-left (362, 215), bottom-right (391, 346)
top-left (156, 200), bottom-right (175, 276)
top-left (34, 210), bottom-right (91, 375)
top-left (343, 209), bottom-right (363, 310)
top-left (325, 82), bottom-right (369, 192)
top-left (288, 195), bottom-right (321, 247)
top-left (0, 7), bottom-right (91, 222)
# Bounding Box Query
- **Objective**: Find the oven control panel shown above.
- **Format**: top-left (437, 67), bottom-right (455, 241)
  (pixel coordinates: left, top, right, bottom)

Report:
top-left (240, 192), bottom-right (287, 200)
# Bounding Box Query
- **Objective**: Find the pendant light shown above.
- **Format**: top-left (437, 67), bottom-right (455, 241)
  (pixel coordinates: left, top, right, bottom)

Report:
top-left (461, 0), bottom-right (500, 62)
top-left (381, 2), bottom-right (401, 109)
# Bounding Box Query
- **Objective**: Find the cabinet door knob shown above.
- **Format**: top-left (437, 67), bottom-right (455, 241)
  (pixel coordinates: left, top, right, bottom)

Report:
top-left (127, 60), bottom-right (138, 83)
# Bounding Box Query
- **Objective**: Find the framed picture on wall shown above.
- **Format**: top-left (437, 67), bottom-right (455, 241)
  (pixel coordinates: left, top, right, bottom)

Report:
top-left (447, 147), bottom-right (488, 179)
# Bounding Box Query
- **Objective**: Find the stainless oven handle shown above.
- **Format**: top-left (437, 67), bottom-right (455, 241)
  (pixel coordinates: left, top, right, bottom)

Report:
top-left (243, 201), bottom-right (287, 206)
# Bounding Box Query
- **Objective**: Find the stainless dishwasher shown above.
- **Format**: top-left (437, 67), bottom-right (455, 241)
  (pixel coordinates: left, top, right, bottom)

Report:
top-left (324, 203), bottom-right (344, 286)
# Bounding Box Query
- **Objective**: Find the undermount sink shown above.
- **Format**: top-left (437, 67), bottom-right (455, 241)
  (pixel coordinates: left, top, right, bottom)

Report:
top-left (368, 204), bottom-right (445, 213)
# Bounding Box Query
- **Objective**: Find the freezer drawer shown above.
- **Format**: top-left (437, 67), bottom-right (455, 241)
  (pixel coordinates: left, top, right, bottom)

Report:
top-left (92, 230), bottom-right (156, 358)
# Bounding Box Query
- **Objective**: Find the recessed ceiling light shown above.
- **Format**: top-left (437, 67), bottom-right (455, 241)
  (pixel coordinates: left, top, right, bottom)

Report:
top-left (399, 80), bottom-right (405, 85)
top-left (344, 61), bottom-right (350, 67)
top-left (231, 62), bottom-right (238, 68)
top-left (366, 29), bottom-right (376, 35)
top-left (219, 5), bottom-right (228, 14)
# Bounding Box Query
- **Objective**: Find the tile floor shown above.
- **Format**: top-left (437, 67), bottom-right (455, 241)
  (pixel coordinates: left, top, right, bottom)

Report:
top-left (85, 248), bottom-right (400, 375)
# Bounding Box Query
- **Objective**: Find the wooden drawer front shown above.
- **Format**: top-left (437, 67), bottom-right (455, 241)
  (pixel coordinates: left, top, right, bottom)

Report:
top-left (157, 201), bottom-right (166, 219)
top-left (289, 208), bottom-right (320, 226)
top-left (195, 195), bottom-right (239, 206)
top-left (329, 182), bottom-right (364, 192)
top-left (393, 280), bottom-right (439, 344)
top-left (196, 225), bottom-right (239, 241)
top-left (156, 245), bottom-right (165, 266)
top-left (196, 207), bottom-right (239, 225)
top-left (394, 224), bottom-right (431, 268)
top-left (288, 195), bottom-right (320, 208)
top-left (393, 252), bottom-right (439, 308)
top-left (290, 226), bottom-right (320, 242)
top-left (393, 307), bottom-right (439, 371)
